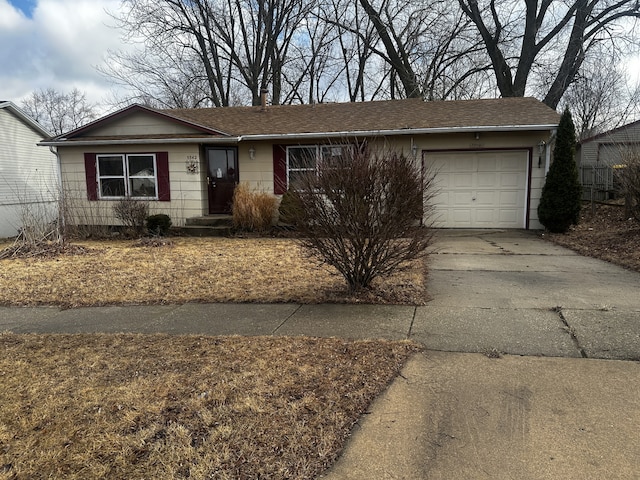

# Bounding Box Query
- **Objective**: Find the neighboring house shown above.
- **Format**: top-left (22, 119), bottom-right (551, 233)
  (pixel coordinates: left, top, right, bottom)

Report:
top-left (0, 101), bottom-right (59, 238)
top-left (41, 97), bottom-right (559, 230)
top-left (577, 120), bottom-right (640, 200)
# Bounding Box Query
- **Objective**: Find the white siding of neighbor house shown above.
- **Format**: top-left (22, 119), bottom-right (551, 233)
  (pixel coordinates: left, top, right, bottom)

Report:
top-left (58, 144), bottom-right (207, 227)
top-left (0, 108), bottom-right (58, 238)
top-left (88, 111), bottom-right (206, 137)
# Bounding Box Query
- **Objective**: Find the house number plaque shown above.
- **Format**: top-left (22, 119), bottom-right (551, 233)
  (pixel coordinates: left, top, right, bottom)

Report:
top-left (185, 155), bottom-right (199, 174)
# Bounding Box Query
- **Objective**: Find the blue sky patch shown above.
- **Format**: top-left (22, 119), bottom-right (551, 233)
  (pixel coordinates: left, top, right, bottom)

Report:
top-left (9, 0), bottom-right (36, 18)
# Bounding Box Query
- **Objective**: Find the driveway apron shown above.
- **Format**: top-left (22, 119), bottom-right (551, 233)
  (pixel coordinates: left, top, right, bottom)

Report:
top-left (412, 230), bottom-right (640, 360)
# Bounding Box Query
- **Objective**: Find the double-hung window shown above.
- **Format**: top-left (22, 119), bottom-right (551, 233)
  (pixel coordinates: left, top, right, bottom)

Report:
top-left (96, 154), bottom-right (158, 199)
top-left (286, 145), bottom-right (350, 187)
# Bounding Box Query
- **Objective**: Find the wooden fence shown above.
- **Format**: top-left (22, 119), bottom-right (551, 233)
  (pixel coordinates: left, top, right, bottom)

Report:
top-left (579, 164), bottom-right (617, 202)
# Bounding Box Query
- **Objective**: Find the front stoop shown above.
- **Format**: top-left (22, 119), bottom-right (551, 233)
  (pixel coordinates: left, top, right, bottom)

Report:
top-left (178, 215), bottom-right (233, 237)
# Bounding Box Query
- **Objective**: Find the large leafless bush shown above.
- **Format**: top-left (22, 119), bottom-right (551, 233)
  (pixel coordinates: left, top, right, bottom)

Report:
top-left (280, 144), bottom-right (437, 291)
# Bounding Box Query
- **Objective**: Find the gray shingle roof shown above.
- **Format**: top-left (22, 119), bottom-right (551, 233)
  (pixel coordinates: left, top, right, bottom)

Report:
top-left (166, 97), bottom-right (559, 137)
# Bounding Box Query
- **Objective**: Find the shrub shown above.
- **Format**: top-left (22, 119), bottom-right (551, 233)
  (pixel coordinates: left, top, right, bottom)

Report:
top-left (278, 187), bottom-right (303, 226)
top-left (615, 148), bottom-right (640, 222)
top-left (146, 214), bottom-right (172, 236)
top-left (232, 183), bottom-right (278, 232)
top-left (113, 198), bottom-right (149, 237)
top-left (538, 108), bottom-right (582, 233)
top-left (284, 144), bottom-right (437, 291)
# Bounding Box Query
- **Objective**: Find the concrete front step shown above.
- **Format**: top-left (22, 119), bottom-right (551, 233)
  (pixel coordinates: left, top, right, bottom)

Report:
top-left (185, 215), bottom-right (233, 227)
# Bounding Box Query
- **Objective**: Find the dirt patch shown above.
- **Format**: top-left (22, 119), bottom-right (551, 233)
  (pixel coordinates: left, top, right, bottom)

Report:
top-left (544, 202), bottom-right (640, 272)
top-left (0, 237), bottom-right (428, 308)
top-left (0, 333), bottom-right (419, 479)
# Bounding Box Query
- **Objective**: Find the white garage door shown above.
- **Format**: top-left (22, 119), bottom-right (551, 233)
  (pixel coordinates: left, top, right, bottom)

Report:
top-left (428, 150), bottom-right (529, 228)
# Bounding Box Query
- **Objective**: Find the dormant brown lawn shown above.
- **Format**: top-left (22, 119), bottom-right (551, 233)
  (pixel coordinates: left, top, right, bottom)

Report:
top-left (0, 237), bottom-right (428, 307)
top-left (0, 236), bottom-right (425, 479)
top-left (0, 333), bottom-right (419, 479)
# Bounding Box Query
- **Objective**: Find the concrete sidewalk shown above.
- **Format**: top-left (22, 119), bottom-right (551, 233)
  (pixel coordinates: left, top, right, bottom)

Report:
top-left (1, 230), bottom-right (639, 478)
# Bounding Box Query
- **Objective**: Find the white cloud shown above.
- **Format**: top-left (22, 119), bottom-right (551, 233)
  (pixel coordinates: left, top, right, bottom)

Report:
top-left (0, 0), bottom-right (131, 109)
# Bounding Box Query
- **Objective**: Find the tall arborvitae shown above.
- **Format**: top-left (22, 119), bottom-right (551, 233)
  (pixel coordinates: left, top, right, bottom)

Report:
top-left (538, 108), bottom-right (582, 233)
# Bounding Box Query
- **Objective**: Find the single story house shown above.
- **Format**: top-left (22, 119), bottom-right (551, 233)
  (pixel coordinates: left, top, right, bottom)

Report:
top-left (41, 97), bottom-right (559, 230)
top-left (577, 120), bottom-right (640, 201)
top-left (0, 101), bottom-right (59, 238)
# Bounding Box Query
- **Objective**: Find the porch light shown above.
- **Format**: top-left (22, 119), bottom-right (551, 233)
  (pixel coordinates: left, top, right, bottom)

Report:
top-left (249, 146), bottom-right (256, 160)
top-left (538, 141), bottom-right (546, 168)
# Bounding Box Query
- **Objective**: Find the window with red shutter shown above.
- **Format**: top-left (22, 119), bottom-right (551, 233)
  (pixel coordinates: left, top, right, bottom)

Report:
top-left (84, 151), bottom-right (170, 201)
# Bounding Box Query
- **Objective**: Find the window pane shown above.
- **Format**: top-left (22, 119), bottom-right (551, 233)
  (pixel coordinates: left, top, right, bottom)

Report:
top-left (130, 178), bottom-right (157, 197)
top-left (128, 155), bottom-right (155, 177)
top-left (288, 147), bottom-right (316, 170)
top-left (100, 178), bottom-right (125, 197)
top-left (321, 146), bottom-right (350, 167)
top-left (288, 169), bottom-right (311, 187)
top-left (98, 156), bottom-right (124, 176)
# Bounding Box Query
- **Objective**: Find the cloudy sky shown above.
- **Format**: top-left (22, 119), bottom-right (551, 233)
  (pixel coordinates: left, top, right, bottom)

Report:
top-left (2, 0), bottom-right (640, 116)
top-left (0, 0), bottom-right (130, 111)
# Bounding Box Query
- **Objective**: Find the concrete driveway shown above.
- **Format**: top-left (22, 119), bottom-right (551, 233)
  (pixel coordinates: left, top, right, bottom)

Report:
top-left (410, 229), bottom-right (640, 360)
top-left (324, 230), bottom-right (640, 480)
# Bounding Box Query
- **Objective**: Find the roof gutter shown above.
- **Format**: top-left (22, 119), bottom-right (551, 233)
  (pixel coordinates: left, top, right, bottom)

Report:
top-left (38, 123), bottom-right (558, 147)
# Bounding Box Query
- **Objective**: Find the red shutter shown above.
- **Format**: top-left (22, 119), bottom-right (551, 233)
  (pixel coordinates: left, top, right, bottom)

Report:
top-left (273, 144), bottom-right (287, 194)
top-left (156, 151), bottom-right (170, 201)
top-left (84, 153), bottom-right (98, 200)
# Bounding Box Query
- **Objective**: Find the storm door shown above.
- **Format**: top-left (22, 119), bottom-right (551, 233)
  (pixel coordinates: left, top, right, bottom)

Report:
top-left (206, 147), bottom-right (238, 214)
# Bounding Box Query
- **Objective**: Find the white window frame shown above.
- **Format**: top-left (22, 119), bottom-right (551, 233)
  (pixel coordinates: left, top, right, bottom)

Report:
top-left (286, 145), bottom-right (350, 187)
top-left (96, 153), bottom-right (158, 200)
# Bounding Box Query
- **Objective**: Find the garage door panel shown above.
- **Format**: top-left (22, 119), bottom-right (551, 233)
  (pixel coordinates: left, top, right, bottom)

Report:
top-left (475, 209), bottom-right (496, 223)
top-left (453, 191), bottom-right (473, 205)
top-left (428, 150), bottom-right (528, 228)
top-left (477, 157), bottom-right (497, 171)
top-left (454, 174), bottom-right (473, 188)
top-left (499, 172), bottom-right (520, 187)
top-left (477, 172), bottom-right (497, 187)
top-left (453, 210), bottom-right (472, 223)
top-left (454, 158), bottom-right (475, 172)
top-left (475, 191), bottom-right (496, 205)
top-left (499, 210), bottom-right (519, 223)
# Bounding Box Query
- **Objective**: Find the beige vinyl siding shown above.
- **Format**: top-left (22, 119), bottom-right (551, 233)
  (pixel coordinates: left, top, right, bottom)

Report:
top-left (89, 111), bottom-right (207, 137)
top-left (0, 108), bottom-right (58, 238)
top-left (58, 144), bottom-right (206, 227)
top-left (238, 143), bottom-right (275, 193)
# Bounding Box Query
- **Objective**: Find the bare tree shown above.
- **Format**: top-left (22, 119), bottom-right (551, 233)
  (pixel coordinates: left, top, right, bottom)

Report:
top-left (459, 0), bottom-right (640, 109)
top-left (346, 0), bottom-right (491, 100)
top-left (107, 0), bottom-right (311, 108)
top-left (560, 53), bottom-right (640, 139)
top-left (21, 88), bottom-right (99, 136)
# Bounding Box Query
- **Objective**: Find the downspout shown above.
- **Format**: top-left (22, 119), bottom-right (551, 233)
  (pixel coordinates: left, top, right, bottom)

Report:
top-left (49, 146), bottom-right (65, 244)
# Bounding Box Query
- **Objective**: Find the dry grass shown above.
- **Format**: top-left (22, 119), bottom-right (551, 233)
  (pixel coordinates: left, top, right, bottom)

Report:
top-left (0, 333), bottom-right (419, 479)
top-left (0, 237), bottom-right (427, 308)
top-left (545, 202), bottom-right (640, 272)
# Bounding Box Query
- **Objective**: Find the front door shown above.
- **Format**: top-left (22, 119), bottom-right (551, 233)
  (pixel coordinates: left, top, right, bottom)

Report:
top-left (206, 147), bottom-right (238, 214)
